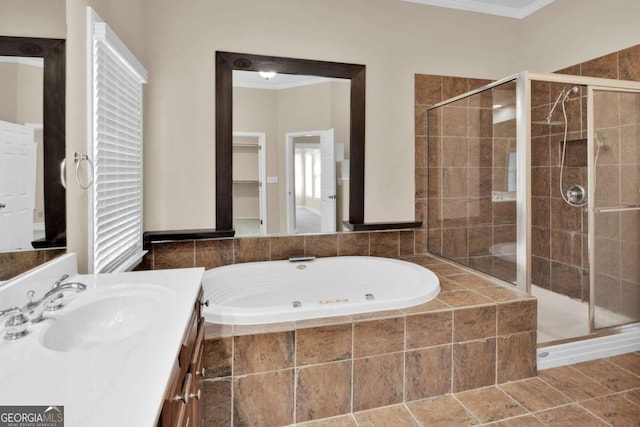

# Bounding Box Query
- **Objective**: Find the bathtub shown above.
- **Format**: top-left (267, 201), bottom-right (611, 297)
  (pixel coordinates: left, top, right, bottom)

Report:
top-left (202, 256), bottom-right (440, 325)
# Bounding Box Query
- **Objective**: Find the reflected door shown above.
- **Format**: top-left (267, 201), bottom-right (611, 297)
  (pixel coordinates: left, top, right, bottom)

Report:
top-left (0, 120), bottom-right (36, 250)
top-left (590, 88), bottom-right (640, 329)
top-left (320, 129), bottom-right (336, 232)
top-left (286, 129), bottom-right (337, 234)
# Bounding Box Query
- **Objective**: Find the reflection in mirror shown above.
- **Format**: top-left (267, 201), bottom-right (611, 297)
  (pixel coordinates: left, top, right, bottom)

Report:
top-left (0, 36), bottom-right (66, 281)
top-left (0, 56), bottom-right (44, 249)
top-left (216, 51), bottom-right (365, 234)
top-left (232, 71), bottom-right (350, 235)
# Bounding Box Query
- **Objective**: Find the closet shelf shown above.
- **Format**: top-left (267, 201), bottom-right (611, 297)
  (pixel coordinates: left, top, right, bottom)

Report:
top-left (233, 179), bottom-right (259, 184)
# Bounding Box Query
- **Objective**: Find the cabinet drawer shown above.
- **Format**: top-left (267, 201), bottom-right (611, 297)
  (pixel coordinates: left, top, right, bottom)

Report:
top-left (179, 310), bottom-right (198, 374)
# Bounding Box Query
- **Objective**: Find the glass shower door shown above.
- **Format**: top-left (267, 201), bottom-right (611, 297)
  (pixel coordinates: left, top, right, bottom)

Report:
top-left (590, 88), bottom-right (640, 329)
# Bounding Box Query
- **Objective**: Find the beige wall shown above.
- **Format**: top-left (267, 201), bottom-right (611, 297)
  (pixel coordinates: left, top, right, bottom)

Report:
top-left (521, 0), bottom-right (640, 71)
top-left (65, 0), bottom-right (145, 272)
top-left (143, 0), bottom-right (523, 231)
top-left (0, 0), bottom-right (65, 38)
top-left (0, 63), bottom-right (18, 122)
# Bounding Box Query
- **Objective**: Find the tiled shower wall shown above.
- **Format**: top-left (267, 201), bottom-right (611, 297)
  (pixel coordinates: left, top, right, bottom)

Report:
top-left (416, 76), bottom-right (519, 283)
top-left (531, 44), bottom-right (640, 307)
top-left (418, 43), bottom-right (640, 302)
top-left (591, 89), bottom-right (640, 323)
top-left (530, 82), bottom-right (589, 301)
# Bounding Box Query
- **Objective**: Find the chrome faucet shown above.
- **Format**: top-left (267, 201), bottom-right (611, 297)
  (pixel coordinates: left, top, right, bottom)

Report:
top-left (27, 282), bottom-right (87, 323)
top-left (46, 273), bottom-right (70, 311)
top-left (0, 307), bottom-right (29, 340)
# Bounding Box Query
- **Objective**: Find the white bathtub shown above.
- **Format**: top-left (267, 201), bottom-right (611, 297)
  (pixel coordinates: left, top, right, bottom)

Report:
top-left (202, 256), bottom-right (440, 325)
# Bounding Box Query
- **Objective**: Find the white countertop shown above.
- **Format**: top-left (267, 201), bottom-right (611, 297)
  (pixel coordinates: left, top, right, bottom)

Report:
top-left (0, 254), bottom-right (204, 426)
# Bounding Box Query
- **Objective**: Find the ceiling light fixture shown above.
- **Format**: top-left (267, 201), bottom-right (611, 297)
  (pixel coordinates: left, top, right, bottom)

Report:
top-left (258, 71), bottom-right (276, 80)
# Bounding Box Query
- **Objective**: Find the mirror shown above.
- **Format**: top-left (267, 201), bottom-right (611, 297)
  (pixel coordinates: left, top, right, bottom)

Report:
top-left (0, 37), bottom-right (66, 256)
top-left (232, 71), bottom-right (351, 235)
top-left (215, 51), bottom-right (365, 234)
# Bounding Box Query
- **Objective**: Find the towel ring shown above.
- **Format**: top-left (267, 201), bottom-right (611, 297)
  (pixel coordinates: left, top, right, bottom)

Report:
top-left (74, 152), bottom-right (94, 190)
top-left (60, 158), bottom-right (67, 189)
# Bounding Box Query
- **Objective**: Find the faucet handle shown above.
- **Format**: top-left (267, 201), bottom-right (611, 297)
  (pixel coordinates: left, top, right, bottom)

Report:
top-left (27, 290), bottom-right (35, 302)
top-left (2, 309), bottom-right (29, 340)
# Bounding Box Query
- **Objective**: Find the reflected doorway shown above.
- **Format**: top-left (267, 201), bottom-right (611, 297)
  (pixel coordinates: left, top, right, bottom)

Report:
top-left (232, 132), bottom-right (266, 236)
top-left (286, 129), bottom-right (336, 234)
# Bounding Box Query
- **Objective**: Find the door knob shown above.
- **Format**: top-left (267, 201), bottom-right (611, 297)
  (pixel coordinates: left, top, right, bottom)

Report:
top-left (328, 195), bottom-right (336, 200)
top-left (0, 202), bottom-right (6, 209)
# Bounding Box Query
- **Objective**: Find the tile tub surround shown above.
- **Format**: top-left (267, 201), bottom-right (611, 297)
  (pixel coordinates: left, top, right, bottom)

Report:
top-left (0, 248), bottom-right (65, 281)
top-left (201, 255), bottom-right (538, 426)
top-left (241, 351), bottom-right (639, 427)
top-left (138, 229), bottom-right (426, 271)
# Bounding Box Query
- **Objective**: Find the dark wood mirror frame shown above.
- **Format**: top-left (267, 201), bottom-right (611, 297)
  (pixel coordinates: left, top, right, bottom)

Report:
top-left (215, 51), bottom-right (366, 233)
top-left (0, 36), bottom-right (66, 248)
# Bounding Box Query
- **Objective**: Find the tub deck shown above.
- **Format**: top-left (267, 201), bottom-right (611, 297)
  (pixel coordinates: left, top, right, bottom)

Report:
top-left (202, 255), bottom-right (537, 426)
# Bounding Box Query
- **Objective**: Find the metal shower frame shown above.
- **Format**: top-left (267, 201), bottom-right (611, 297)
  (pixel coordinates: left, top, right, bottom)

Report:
top-left (428, 71), bottom-right (640, 334)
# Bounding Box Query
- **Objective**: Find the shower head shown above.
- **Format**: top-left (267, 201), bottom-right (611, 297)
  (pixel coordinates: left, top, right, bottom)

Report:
top-left (536, 86), bottom-right (580, 126)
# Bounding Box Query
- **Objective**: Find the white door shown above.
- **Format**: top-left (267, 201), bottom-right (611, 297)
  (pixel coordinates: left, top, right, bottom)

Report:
top-left (320, 129), bottom-right (336, 232)
top-left (0, 120), bottom-right (36, 250)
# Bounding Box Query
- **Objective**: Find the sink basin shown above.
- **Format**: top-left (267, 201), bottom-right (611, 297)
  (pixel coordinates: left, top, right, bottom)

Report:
top-left (41, 285), bottom-right (174, 352)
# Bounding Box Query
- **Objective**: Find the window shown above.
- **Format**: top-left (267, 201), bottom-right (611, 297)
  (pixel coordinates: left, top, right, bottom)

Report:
top-left (88, 8), bottom-right (148, 273)
top-left (304, 151), bottom-right (313, 198)
top-left (312, 150), bottom-right (321, 199)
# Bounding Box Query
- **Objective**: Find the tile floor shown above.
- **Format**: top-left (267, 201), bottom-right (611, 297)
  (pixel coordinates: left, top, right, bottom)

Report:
top-left (294, 351), bottom-right (640, 426)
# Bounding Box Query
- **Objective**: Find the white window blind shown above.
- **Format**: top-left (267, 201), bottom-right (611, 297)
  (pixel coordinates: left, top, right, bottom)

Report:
top-left (89, 10), bottom-right (148, 273)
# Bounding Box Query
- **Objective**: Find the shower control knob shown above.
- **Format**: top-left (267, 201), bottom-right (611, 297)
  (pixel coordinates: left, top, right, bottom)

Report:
top-left (566, 185), bottom-right (586, 205)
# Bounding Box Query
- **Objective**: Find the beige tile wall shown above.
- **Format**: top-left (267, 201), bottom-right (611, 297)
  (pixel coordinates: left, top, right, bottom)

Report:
top-left (201, 256), bottom-right (537, 426)
top-left (139, 229), bottom-right (423, 270)
top-left (0, 248), bottom-right (65, 281)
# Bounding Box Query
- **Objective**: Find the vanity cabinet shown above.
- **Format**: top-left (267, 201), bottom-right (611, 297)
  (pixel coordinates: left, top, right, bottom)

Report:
top-left (158, 289), bottom-right (205, 427)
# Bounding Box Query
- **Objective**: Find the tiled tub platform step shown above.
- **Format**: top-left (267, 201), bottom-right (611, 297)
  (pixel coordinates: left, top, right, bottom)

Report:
top-left (202, 256), bottom-right (538, 426)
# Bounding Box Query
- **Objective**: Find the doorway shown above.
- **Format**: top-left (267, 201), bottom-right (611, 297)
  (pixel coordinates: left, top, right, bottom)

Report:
top-left (232, 132), bottom-right (267, 235)
top-left (286, 129), bottom-right (336, 234)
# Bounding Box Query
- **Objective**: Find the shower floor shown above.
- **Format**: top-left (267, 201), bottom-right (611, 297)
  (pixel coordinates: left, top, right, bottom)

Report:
top-left (533, 285), bottom-right (589, 344)
top-left (534, 285), bottom-right (636, 344)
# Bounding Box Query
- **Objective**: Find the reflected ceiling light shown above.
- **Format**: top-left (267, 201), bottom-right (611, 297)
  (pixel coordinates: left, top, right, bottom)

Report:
top-left (493, 103), bottom-right (503, 108)
top-left (258, 71), bottom-right (276, 80)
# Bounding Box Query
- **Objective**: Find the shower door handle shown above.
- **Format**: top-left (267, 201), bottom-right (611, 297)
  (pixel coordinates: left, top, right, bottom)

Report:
top-left (594, 204), bottom-right (640, 213)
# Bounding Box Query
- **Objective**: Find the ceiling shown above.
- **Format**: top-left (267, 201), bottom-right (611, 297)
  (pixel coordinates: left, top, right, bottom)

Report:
top-left (403, 0), bottom-right (555, 19)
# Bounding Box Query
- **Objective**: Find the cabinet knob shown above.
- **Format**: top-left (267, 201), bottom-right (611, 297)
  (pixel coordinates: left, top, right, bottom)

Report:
top-left (196, 367), bottom-right (206, 377)
top-left (173, 389), bottom-right (201, 404)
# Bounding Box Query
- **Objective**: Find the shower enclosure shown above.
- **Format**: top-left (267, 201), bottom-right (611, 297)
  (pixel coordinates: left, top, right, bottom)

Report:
top-left (427, 71), bottom-right (640, 346)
